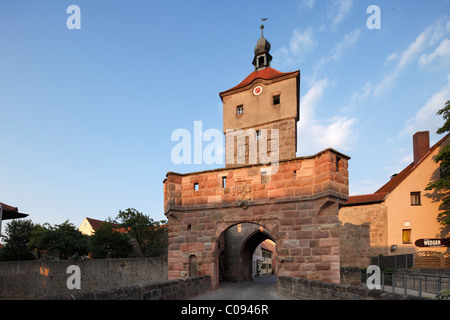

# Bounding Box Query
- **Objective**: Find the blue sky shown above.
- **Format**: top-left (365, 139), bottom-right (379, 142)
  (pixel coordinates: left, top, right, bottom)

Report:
top-left (1, 0), bottom-right (450, 231)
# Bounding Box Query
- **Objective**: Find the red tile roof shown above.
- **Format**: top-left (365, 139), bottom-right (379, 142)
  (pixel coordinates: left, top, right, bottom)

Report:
top-left (344, 132), bottom-right (450, 207)
top-left (85, 217), bottom-right (108, 231)
top-left (84, 217), bottom-right (166, 234)
top-left (0, 202), bottom-right (28, 220)
top-left (219, 67), bottom-right (299, 98)
top-left (344, 192), bottom-right (388, 207)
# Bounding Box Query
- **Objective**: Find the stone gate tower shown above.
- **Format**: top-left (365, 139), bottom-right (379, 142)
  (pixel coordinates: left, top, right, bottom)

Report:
top-left (164, 23), bottom-right (350, 289)
top-left (221, 23), bottom-right (299, 167)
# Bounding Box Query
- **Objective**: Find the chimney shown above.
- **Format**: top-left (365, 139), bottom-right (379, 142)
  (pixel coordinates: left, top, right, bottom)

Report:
top-left (413, 131), bottom-right (430, 165)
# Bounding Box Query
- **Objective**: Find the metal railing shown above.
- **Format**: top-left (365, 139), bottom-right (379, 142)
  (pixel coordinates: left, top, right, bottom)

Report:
top-left (380, 271), bottom-right (450, 298)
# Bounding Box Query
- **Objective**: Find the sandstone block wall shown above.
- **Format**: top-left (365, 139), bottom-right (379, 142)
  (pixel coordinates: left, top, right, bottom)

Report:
top-left (47, 276), bottom-right (211, 300)
top-left (224, 118), bottom-right (297, 167)
top-left (339, 203), bottom-right (388, 268)
top-left (0, 257), bottom-right (167, 300)
top-left (278, 276), bottom-right (424, 300)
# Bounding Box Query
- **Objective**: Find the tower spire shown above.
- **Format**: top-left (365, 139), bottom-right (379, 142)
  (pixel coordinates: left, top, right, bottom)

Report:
top-left (252, 18), bottom-right (272, 71)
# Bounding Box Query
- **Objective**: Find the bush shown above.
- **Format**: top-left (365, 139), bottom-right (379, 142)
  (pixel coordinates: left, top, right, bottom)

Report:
top-left (0, 219), bottom-right (36, 261)
top-left (89, 219), bottom-right (133, 258)
top-left (29, 221), bottom-right (89, 259)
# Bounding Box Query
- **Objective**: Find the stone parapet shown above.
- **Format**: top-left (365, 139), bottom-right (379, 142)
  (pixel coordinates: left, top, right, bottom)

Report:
top-left (46, 276), bottom-right (211, 300)
top-left (278, 276), bottom-right (425, 300)
top-left (164, 148), bottom-right (349, 213)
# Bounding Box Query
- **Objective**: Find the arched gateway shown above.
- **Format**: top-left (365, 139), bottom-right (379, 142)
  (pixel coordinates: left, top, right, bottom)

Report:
top-left (163, 23), bottom-right (349, 290)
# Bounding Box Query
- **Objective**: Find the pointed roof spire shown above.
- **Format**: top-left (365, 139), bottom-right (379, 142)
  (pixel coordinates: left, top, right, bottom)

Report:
top-left (253, 18), bottom-right (272, 71)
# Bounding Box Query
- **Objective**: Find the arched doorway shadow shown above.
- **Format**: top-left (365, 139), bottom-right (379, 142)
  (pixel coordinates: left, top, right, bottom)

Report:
top-left (216, 222), bottom-right (276, 284)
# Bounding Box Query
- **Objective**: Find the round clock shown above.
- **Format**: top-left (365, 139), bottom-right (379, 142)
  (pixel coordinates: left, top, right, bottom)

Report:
top-left (253, 86), bottom-right (263, 96)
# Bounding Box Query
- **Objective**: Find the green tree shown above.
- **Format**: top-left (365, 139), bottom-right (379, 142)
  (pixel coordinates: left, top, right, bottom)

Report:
top-left (116, 208), bottom-right (167, 257)
top-left (426, 100), bottom-right (450, 226)
top-left (29, 220), bottom-right (89, 259)
top-left (90, 218), bottom-right (133, 258)
top-left (0, 219), bottom-right (35, 261)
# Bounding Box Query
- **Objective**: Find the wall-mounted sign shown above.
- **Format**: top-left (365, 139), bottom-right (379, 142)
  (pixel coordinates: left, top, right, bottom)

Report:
top-left (415, 238), bottom-right (450, 247)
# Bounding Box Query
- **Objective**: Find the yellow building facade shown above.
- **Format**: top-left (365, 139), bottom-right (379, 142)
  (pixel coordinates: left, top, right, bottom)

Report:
top-left (340, 131), bottom-right (450, 268)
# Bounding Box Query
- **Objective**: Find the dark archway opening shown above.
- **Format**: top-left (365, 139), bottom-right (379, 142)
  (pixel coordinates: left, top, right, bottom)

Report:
top-left (217, 223), bottom-right (276, 284)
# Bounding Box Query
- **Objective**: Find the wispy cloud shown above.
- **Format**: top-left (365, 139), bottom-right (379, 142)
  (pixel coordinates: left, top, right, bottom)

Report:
top-left (297, 78), bottom-right (357, 155)
top-left (401, 73), bottom-right (450, 137)
top-left (419, 38), bottom-right (450, 70)
top-left (349, 18), bottom-right (450, 103)
top-left (373, 18), bottom-right (450, 97)
top-left (314, 28), bottom-right (361, 72)
top-left (275, 27), bottom-right (316, 67)
top-left (300, 0), bottom-right (315, 10)
top-left (327, 0), bottom-right (353, 29)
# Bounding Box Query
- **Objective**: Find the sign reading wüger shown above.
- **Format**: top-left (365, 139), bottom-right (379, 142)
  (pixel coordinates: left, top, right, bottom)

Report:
top-left (415, 238), bottom-right (450, 247)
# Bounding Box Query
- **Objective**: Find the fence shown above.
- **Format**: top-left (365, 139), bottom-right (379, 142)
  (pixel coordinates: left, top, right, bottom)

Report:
top-left (371, 251), bottom-right (450, 270)
top-left (380, 271), bottom-right (450, 298)
top-left (414, 251), bottom-right (450, 269)
top-left (371, 253), bottom-right (413, 269)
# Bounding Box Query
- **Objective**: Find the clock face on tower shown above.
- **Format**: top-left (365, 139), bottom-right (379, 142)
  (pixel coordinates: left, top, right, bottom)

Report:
top-left (253, 86), bottom-right (262, 96)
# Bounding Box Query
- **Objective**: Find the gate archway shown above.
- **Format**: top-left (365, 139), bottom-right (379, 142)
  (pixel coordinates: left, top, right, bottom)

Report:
top-left (216, 222), bottom-right (275, 283)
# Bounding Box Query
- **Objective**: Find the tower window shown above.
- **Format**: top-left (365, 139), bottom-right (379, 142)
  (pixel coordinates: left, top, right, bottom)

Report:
top-left (222, 176), bottom-right (227, 188)
top-left (236, 105), bottom-right (243, 115)
top-left (410, 192), bottom-right (421, 205)
top-left (336, 156), bottom-right (342, 172)
top-left (194, 183), bottom-right (199, 191)
top-left (258, 56), bottom-right (265, 67)
top-left (256, 130), bottom-right (262, 141)
top-left (273, 95), bottom-right (280, 105)
top-left (261, 171), bottom-right (269, 184)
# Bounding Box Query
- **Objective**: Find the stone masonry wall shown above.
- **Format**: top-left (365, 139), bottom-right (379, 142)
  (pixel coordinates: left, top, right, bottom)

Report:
top-left (164, 149), bottom-right (349, 288)
top-left (225, 118), bottom-right (297, 167)
top-left (278, 276), bottom-right (424, 300)
top-left (164, 148), bottom-right (348, 209)
top-left (47, 276), bottom-right (211, 300)
top-left (0, 257), bottom-right (167, 300)
top-left (339, 203), bottom-right (389, 268)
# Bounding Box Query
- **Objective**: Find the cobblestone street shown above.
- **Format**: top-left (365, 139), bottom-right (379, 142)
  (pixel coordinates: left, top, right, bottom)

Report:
top-left (190, 276), bottom-right (293, 300)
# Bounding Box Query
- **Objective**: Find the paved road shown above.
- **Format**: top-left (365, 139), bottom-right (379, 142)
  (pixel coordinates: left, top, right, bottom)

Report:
top-left (190, 275), bottom-right (293, 300)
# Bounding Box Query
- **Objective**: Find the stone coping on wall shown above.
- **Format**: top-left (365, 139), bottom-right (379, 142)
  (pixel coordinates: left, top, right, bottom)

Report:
top-left (163, 148), bottom-right (351, 180)
top-left (45, 276), bottom-right (211, 300)
top-left (165, 190), bottom-right (347, 214)
top-left (278, 276), bottom-right (426, 300)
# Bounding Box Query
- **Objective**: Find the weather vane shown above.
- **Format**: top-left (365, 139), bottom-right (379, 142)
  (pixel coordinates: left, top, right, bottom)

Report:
top-left (261, 18), bottom-right (268, 35)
